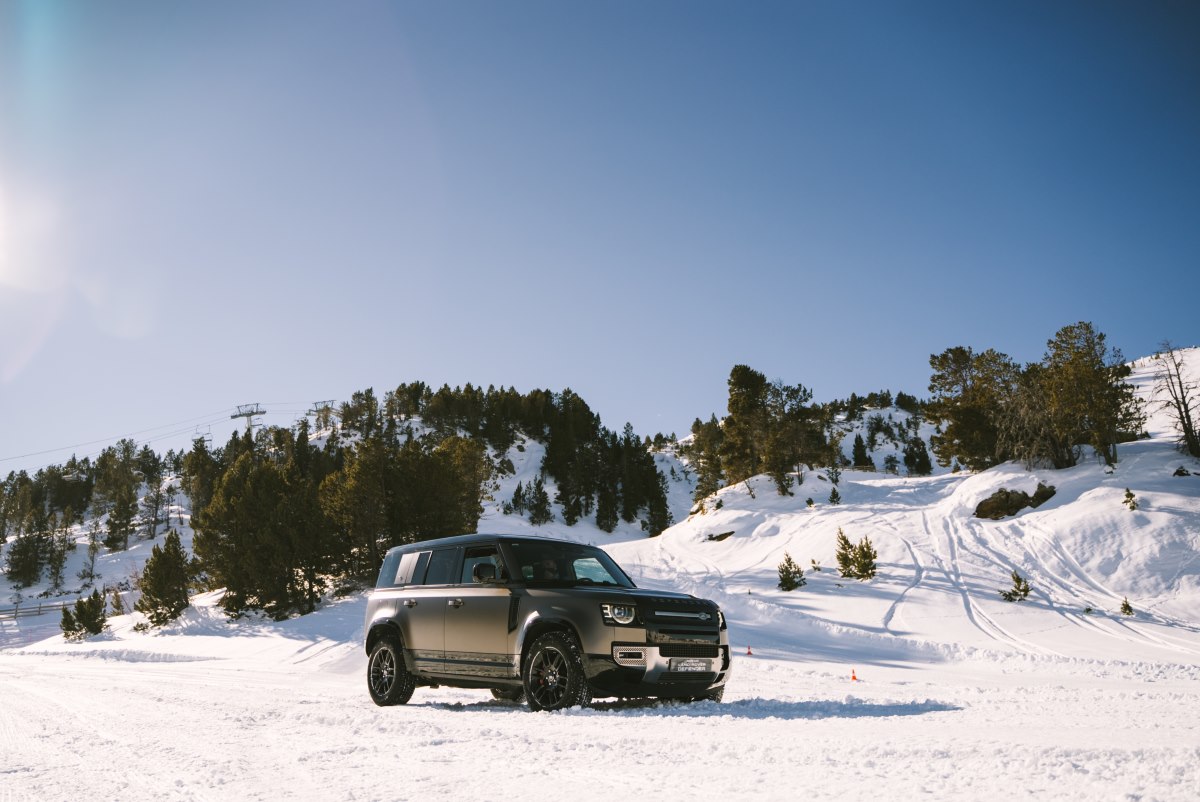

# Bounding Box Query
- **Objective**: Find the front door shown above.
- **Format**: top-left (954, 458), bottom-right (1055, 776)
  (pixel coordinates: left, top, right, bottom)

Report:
top-left (442, 545), bottom-right (518, 679)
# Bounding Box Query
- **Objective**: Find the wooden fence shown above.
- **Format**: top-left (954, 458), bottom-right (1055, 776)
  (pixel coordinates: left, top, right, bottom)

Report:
top-left (0, 599), bottom-right (78, 621)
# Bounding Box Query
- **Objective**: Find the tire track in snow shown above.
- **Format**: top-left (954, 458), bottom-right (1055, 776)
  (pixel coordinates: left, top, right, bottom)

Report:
top-left (926, 510), bottom-right (1060, 657)
top-left (948, 512), bottom-right (1200, 660)
top-left (880, 530), bottom-right (924, 636)
top-left (953, 516), bottom-right (1161, 654)
top-left (1014, 520), bottom-right (1200, 658)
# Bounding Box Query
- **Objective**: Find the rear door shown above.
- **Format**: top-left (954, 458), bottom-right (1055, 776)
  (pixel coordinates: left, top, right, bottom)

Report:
top-left (398, 547), bottom-right (460, 674)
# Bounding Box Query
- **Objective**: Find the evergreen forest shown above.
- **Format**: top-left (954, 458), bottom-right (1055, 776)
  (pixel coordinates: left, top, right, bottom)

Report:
top-left (1, 321), bottom-right (1184, 621)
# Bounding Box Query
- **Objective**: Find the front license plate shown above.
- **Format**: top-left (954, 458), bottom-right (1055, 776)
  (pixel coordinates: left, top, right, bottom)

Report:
top-left (670, 658), bottom-right (712, 672)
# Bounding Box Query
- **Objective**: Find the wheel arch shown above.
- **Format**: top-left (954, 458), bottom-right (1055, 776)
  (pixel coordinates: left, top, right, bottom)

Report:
top-left (365, 620), bottom-right (404, 656)
top-left (517, 616), bottom-right (583, 666)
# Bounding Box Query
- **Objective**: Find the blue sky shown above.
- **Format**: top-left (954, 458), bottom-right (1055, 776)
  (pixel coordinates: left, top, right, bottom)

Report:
top-left (1, 0), bottom-right (1197, 474)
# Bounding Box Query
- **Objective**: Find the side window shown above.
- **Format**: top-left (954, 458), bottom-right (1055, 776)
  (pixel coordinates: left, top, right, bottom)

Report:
top-left (423, 548), bottom-right (460, 586)
top-left (461, 546), bottom-right (506, 584)
top-left (573, 557), bottom-right (609, 583)
top-left (395, 551), bottom-right (430, 586)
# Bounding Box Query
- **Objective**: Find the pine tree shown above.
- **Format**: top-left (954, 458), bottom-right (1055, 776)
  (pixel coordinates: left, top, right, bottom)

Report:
top-left (643, 473), bottom-right (672, 537)
top-left (903, 438), bottom-right (933, 476)
top-left (835, 529), bottom-right (877, 581)
top-left (720, 365), bottom-right (770, 486)
top-left (105, 482), bottom-right (138, 551)
top-left (527, 477), bottom-right (553, 525)
top-left (136, 529), bottom-right (191, 626)
top-left (1120, 596), bottom-right (1134, 616)
top-left (4, 530), bottom-right (45, 587)
top-left (852, 535), bottom-right (877, 580)
top-left (62, 590), bottom-right (107, 640)
top-left (1122, 488), bottom-right (1138, 511)
top-left (689, 415), bottom-right (725, 503)
top-left (511, 481), bottom-right (526, 513)
top-left (777, 553), bottom-right (805, 591)
top-left (557, 473), bottom-right (581, 526)
top-left (829, 486), bottom-right (841, 505)
top-left (851, 434), bottom-right (871, 469)
top-left (60, 606), bottom-right (78, 639)
top-left (835, 528), bottom-right (854, 576)
top-left (111, 587), bottom-right (126, 615)
top-left (926, 346), bottom-right (1019, 470)
top-left (1041, 322), bottom-right (1144, 467)
top-left (77, 519), bottom-right (101, 588)
top-left (47, 531), bottom-right (68, 592)
top-left (595, 479), bottom-right (619, 532)
top-left (999, 570), bottom-right (1031, 602)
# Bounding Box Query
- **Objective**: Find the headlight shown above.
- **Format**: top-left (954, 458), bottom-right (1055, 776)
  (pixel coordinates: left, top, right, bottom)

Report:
top-left (717, 609), bottom-right (727, 630)
top-left (601, 603), bottom-right (638, 626)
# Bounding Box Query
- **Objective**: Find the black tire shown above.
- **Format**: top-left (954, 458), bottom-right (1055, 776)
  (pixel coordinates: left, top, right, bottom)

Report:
top-left (522, 631), bottom-right (591, 712)
top-left (490, 687), bottom-right (526, 703)
top-left (367, 637), bottom-right (416, 706)
top-left (689, 686), bottom-right (725, 703)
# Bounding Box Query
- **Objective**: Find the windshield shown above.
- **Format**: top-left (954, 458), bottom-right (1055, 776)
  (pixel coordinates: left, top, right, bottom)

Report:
top-left (505, 541), bottom-right (635, 588)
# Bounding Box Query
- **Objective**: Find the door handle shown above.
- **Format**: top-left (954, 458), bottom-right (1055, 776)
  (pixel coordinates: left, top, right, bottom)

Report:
top-left (402, 600), bottom-right (418, 608)
top-left (448, 599), bottom-right (464, 609)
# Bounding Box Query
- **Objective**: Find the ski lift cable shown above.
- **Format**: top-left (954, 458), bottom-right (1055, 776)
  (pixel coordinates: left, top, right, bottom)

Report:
top-left (0, 409), bottom-right (238, 465)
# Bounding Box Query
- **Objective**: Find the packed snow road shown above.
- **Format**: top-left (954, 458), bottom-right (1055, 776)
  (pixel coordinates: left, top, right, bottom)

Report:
top-left (2, 598), bottom-right (1197, 801)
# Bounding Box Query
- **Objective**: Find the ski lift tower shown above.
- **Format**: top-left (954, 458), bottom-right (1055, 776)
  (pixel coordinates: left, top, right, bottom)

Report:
top-left (231, 403), bottom-right (266, 434)
top-left (194, 425), bottom-right (214, 449)
top-left (307, 400), bottom-right (338, 431)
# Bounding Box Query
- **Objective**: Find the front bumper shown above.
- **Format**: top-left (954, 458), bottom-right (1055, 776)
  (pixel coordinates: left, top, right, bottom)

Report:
top-left (584, 642), bottom-right (732, 699)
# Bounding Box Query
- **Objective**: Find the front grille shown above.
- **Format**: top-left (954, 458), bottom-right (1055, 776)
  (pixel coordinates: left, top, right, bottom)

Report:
top-left (644, 599), bottom-right (717, 621)
top-left (660, 644), bottom-right (720, 658)
top-left (659, 671), bottom-right (718, 683)
top-left (648, 627), bottom-right (719, 645)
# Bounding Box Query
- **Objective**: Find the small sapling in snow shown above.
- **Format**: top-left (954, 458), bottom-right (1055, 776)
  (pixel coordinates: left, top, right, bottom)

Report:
top-left (1122, 488), bottom-right (1138, 511)
top-left (999, 570), bottom-right (1031, 602)
top-left (777, 553), bottom-right (805, 591)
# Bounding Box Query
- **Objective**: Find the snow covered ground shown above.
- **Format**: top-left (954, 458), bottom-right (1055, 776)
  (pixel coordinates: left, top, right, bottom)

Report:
top-left (2, 591), bottom-right (1198, 801)
top-left (3, 350), bottom-right (1199, 800)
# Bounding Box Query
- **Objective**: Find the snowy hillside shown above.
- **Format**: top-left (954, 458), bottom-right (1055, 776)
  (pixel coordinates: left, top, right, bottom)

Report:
top-left (612, 348), bottom-right (1200, 663)
top-left (2, 349), bottom-right (1199, 800)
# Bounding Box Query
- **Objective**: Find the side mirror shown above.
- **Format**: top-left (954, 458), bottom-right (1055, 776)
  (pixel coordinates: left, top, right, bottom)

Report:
top-left (472, 563), bottom-right (498, 583)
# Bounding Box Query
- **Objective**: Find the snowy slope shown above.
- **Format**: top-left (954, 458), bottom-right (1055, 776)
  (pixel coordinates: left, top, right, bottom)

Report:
top-left (2, 350), bottom-right (1200, 800)
top-left (478, 435), bottom-right (698, 543)
top-left (610, 348), bottom-right (1200, 664)
top-left (0, 473), bottom-right (198, 647)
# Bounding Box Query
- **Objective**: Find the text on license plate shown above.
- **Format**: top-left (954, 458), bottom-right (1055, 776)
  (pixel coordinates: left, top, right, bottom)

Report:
top-left (670, 658), bottom-right (712, 672)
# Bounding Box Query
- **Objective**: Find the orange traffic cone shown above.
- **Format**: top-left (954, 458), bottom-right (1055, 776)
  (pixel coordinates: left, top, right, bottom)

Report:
top-left (746, 645), bottom-right (753, 656)
top-left (851, 668), bottom-right (858, 681)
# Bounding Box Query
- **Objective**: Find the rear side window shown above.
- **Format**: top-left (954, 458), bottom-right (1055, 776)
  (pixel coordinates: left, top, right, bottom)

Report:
top-left (423, 548), bottom-right (459, 586)
top-left (397, 551), bottom-right (430, 586)
top-left (376, 551), bottom-right (403, 589)
top-left (376, 550), bottom-right (432, 588)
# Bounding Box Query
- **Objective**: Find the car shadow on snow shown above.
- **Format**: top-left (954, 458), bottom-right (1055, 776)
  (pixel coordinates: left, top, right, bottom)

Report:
top-left (427, 696), bottom-right (961, 720)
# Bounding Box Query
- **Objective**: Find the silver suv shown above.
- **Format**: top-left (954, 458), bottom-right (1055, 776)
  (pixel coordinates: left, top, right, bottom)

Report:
top-left (363, 534), bottom-right (731, 711)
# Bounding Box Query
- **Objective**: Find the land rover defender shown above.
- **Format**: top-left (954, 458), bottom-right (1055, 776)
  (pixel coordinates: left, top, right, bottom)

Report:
top-left (363, 533), bottom-right (731, 711)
